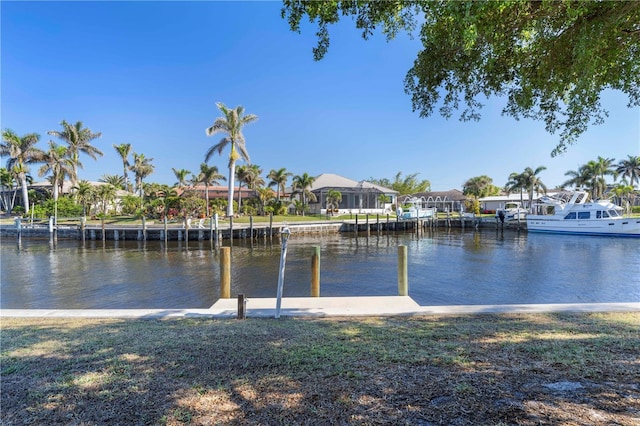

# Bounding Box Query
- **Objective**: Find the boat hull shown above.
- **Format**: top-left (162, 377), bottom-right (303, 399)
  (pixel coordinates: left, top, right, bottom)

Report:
top-left (401, 210), bottom-right (435, 220)
top-left (527, 217), bottom-right (640, 237)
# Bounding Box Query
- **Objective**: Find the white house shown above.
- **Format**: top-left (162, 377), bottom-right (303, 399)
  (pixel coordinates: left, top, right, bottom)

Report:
top-left (479, 192), bottom-right (556, 212)
top-left (301, 173), bottom-right (398, 215)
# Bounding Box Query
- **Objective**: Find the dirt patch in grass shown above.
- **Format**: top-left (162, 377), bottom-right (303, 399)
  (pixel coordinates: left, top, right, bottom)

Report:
top-left (2, 312), bottom-right (639, 425)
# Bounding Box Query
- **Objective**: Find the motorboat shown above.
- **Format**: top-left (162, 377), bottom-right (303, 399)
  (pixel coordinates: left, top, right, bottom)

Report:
top-left (397, 197), bottom-right (436, 220)
top-left (526, 190), bottom-right (640, 237)
top-left (495, 201), bottom-right (527, 222)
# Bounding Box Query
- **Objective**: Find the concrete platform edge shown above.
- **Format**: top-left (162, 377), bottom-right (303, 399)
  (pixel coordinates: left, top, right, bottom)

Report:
top-left (2, 297), bottom-right (639, 319)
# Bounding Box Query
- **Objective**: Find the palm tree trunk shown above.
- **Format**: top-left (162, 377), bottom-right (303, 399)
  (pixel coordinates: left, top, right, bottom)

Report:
top-left (227, 162), bottom-right (236, 217)
top-left (11, 185), bottom-right (18, 211)
top-left (53, 180), bottom-right (59, 225)
top-left (71, 153), bottom-right (80, 195)
top-left (138, 178), bottom-right (144, 209)
top-left (123, 166), bottom-right (129, 192)
top-left (528, 188), bottom-right (534, 211)
top-left (53, 179), bottom-right (59, 202)
top-left (19, 174), bottom-right (29, 214)
top-left (205, 182), bottom-right (210, 217)
top-left (302, 193), bottom-right (306, 216)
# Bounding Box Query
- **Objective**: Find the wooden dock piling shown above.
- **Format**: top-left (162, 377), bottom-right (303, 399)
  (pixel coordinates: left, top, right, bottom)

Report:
top-left (398, 245), bottom-right (408, 296)
top-left (311, 246), bottom-right (320, 297)
top-left (220, 247), bottom-right (231, 299)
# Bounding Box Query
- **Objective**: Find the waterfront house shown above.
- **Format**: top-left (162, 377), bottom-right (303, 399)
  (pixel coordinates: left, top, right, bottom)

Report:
top-left (305, 173), bottom-right (398, 215)
top-left (3, 180), bottom-right (130, 216)
top-left (179, 185), bottom-right (258, 203)
top-left (408, 189), bottom-right (468, 213)
top-left (478, 192), bottom-right (553, 213)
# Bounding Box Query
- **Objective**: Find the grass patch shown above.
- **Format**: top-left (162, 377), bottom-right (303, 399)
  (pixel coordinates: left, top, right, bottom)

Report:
top-left (1, 313), bottom-right (639, 425)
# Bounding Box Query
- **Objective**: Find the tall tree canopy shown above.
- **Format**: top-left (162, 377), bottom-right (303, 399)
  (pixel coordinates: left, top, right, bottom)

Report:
top-left (1, 129), bottom-right (43, 213)
top-left (205, 102), bottom-right (258, 217)
top-left (48, 120), bottom-right (103, 194)
top-left (369, 172), bottom-right (430, 195)
top-left (282, 1), bottom-right (640, 155)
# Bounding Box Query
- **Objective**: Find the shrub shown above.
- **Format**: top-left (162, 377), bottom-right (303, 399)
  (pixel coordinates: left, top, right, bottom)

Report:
top-left (30, 197), bottom-right (82, 218)
top-left (120, 195), bottom-right (140, 215)
top-left (266, 200), bottom-right (287, 215)
top-left (241, 205), bottom-right (257, 216)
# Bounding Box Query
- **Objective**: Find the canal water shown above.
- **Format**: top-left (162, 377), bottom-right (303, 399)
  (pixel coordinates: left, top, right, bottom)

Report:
top-left (1, 229), bottom-right (638, 309)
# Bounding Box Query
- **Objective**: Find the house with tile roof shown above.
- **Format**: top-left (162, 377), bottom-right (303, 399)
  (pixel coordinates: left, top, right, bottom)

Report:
top-left (305, 173), bottom-right (398, 215)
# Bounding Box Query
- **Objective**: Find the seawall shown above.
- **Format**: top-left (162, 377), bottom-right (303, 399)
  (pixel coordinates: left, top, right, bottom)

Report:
top-left (0, 216), bottom-right (526, 241)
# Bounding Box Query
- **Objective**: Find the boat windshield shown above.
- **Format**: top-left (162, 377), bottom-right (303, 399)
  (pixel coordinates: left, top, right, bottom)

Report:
top-left (574, 192), bottom-right (588, 204)
top-left (608, 209), bottom-right (621, 217)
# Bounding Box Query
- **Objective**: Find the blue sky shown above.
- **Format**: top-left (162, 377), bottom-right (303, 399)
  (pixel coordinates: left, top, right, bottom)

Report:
top-left (2, 1), bottom-right (639, 191)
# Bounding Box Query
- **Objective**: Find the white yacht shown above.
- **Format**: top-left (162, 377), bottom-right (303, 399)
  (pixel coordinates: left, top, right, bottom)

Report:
top-left (495, 201), bottom-right (527, 221)
top-left (526, 191), bottom-right (640, 237)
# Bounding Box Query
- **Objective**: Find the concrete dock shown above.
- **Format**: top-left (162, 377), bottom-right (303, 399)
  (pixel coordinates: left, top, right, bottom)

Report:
top-left (2, 296), bottom-right (638, 319)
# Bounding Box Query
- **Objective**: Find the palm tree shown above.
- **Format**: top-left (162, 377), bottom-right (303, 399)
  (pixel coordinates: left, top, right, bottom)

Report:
top-left (292, 172), bottom-right (317, 215)
top-left (193, 163), bottom-right (225, 217)
top-left (99, 174), bottom-right (126, 189)
top-left (593, 156), bottom-right (616, 181)
top-left (1, 129), bottom-right (44, 214)
top-left (590, 156), bottom-right (616, 198)
top-left (48, 120), bottom-right (103, 189)
top-left (96, 184), bottom-right (117, 217)
top-left (129, 153), bottom-right (154, 207)
top-left (234, 164), bottom-right (264, 213)
top-left (113, 143), bottom-right (132, 192)
top-left (267, 167), bottom-right (292, 201)
top-left (505, 167), bottom-right (546, 210)
top-left (504, 172), bottom-right (527, 207)
top-left (245, 164), bottom-right (264, 189)
top-left (38, 141), bottom-right (73, 205)
top-left (521, 166), bottom-right (547, 209)
top-left (292, 199), bottom-right (305, 215)
top-left (0, 167), bottom-right (19, 213)
top-left (256, 187), bottom-right (275, 215)
top-left (144, 183), bottom-right (179, 218)
top-left (580, 158), bottom-right (614, 200)
top-left (172, 168), bottom-right (191, 189)
top-left (326, 189), bottom-right (342, 214)
top-left (74, 180), bottom-right (96, 217)
top-left (388, 172), bottom-right (431, 195)
top-left (205, 102), bottom-right (258, 217)
top-left (562, 166), bottom-right (592, 190)
top-left (377, 193), bottom-right (389, 209)
top-left (235, 164), bottom-right (251, 212)
top-left (616, 155), bottom-right (640, 188)
top-left (611, 184), bottom-right (635, 214)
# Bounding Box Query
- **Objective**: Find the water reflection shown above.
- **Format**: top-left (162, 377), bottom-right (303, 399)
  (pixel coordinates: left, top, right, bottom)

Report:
top-left (1, 229), bottom-right (639, 309)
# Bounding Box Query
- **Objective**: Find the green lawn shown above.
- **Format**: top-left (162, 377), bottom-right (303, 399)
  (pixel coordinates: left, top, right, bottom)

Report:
top-left (2, 312), bottom-right (639, 425)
